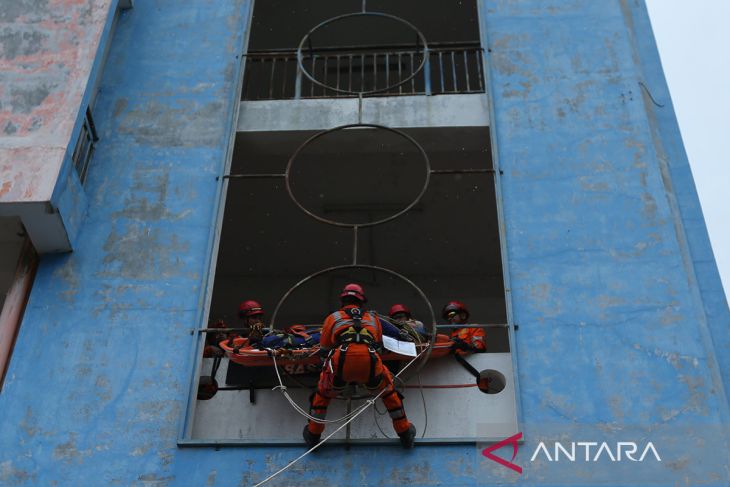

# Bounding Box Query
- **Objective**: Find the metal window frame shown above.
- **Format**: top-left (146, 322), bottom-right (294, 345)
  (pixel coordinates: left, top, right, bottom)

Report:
top-left (179, 0), bottom-right (521, 447)
top-left (71, 107), bottom-right (99, 185)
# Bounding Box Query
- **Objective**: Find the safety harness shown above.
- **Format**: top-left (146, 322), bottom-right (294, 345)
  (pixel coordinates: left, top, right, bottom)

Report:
top-left (335, 307), bottom-right (377, 346)
top-left (332, 307), bottom-right (381, 388)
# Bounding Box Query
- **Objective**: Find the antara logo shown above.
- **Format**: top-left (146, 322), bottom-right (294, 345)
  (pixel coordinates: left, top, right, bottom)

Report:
top-left (482, 432), bottom-right (523, 474)
top-left (530, 441), bottom-right (662, 463)
top-left (482, 433), bottom-right (662, 474)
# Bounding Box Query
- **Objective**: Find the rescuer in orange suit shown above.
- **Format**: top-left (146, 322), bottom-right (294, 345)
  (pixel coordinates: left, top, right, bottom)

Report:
top-left (388, 303), bottom-right (428, 342)
top-left (303, 283), bottom-right (417, 449)
top-left (204, 299), bottom-right (267, 358)
top-left (443, 300), bottom-right (486, 354)
top-left (238, 299), bottom-right (267, 343)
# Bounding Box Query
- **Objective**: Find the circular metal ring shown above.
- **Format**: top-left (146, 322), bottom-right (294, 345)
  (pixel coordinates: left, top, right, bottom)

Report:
top-left (297, 12), bottom-right (429, 96)
top-left (285, 123), bottom-right (431, 228)
top-left (270, 264), bottom-right (437, 383)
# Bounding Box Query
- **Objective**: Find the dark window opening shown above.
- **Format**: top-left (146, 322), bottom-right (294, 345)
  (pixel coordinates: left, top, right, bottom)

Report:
top-left (242, 0), bottom-right (483, 100)
top-left (185, 2), bottom-right (518, 445)
top-left (210, 127), bottom-right (506, 351)
top-left (188, 126), bottom-right (515, 442)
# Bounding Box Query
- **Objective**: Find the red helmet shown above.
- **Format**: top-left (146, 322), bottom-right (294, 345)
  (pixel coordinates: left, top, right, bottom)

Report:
top-left (442, 300), bottom-right (469, 320)
top-left (340, 283), bottom-right (367, 303)
top-left (239, 300), bottom-right (264, 318)
top-left (389, 304), bottom-right (411, 318)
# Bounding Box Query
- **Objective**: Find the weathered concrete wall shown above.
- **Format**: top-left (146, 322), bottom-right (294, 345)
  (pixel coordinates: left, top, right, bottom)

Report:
top-left (0, 0), bottom-right (254, 484)
top-left (0, 0), bottom-right (114, 203)
top-left (0, 0), bottom-right (119, 252)
top-left (485, 0), bottom-right (729, 483)
top-left (0, 1), bottom-right (728, 486)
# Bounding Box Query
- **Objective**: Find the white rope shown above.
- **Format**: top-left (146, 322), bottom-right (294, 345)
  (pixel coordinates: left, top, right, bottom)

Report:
top-left (253, 348), bottom-right (428, 487)
top-left (268, 349), bottom-right (370, 424)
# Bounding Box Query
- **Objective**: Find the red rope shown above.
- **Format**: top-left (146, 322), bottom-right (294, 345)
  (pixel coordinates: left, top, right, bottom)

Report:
top-left (403, 383), bottom-right (476, 389)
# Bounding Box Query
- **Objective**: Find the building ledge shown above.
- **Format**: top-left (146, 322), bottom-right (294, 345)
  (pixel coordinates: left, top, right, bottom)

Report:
top-left (238, 93), bottom-right (490, 132)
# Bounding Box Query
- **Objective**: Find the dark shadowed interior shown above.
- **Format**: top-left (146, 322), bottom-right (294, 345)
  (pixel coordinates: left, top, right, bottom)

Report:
top-left (210, 127), bottom-right (508, 351)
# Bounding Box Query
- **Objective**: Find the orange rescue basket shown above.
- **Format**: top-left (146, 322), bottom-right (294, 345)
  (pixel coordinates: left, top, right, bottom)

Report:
top-left (220, 333), bottom-right (455, 367)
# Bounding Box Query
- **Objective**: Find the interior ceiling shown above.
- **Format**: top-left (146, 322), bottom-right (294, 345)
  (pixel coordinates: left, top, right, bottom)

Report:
top-left (248, 0), bottom-right (480, 50)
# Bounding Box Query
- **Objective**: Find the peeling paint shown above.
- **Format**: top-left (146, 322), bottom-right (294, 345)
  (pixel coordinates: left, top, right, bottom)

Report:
top-left (3, 120), bottom-right (18, 134)
top-left (113, 98), bottom-right (128, 117)
top-left (8, 84), bottom-right (53, 114)
top-left (0, 27), bottom-right (47, 60)
top-left (52, 258), bottom-right (80, 302)
top-left (99, 225), bottom-right (188, 279)
top-left (0, 0), bottom-right (49, 23)
top-left (118, 100), bottom-right (226, 147)
top-left (19, 408), bottom-right (38, 439)
top-left (135, 474), bottom-right (174, 487)
top-left (52, 434), bottom-right (92, 464)
top-left (0, 461), bottom-right (34, 486)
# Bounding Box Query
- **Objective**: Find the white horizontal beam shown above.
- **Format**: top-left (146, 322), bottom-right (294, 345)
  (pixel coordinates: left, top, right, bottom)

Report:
top-left (237, 94), bottom-right (489, 132)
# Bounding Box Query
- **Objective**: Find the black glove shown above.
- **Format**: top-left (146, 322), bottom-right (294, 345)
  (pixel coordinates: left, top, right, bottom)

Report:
top-left (451, 338), bottom-right (471, 351)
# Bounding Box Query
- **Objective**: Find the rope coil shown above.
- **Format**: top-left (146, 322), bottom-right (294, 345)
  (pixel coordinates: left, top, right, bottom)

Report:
top-left (269, 350), bottom-right (378, 424)
top-left (254, 347), bottom-right (429, 487)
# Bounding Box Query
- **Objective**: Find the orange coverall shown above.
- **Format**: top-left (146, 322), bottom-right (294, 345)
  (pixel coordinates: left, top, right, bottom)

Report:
top-left (307, 304), bottom-right (411, 436)
top-left (451, 326), bottom-right (486, 355)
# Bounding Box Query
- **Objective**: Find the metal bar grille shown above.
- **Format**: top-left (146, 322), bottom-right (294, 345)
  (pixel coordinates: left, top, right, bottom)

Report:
top-left (244, 43), bottom-right (484, 101)
top-left (72, 107), bottom-right (99, 185)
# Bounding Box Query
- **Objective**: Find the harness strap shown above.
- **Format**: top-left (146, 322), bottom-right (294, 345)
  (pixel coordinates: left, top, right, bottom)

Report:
top-left (368, 348), bottom-right (378, 384)
top-left (453, 353), bottom-right (480, 379)
top-left (211, 356), bottom-right (222, 379)
top-left (345, 307), bottom-right (363, 330)
top-left (335, 344), bottom-right (349, 384)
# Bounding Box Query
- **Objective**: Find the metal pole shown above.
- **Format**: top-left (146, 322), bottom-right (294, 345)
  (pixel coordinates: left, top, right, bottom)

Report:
top-left (435, 324), bottom-right (508, 329)
top-left (430, 169), bottom-right (495, 175)
top-left (221, 173), bottom-right (286, 180)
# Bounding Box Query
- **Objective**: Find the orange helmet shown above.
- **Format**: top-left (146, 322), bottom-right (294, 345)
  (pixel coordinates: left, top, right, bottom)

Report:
top-left (340, 283), bottom-right (367, 303)
top-left (239, 300), bottom-right (264, 318)
top-left (389, 304), bottom-right (411, 318)
top-left (442, 300), bottom-right (469, 320)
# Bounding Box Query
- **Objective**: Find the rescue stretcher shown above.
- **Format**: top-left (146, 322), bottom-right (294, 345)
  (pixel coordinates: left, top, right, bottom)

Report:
top-left (219, 333), bottom-right (456, 367)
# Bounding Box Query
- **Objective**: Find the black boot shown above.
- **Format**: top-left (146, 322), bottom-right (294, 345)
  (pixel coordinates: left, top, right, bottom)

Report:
top-left (303, 425), bottom-right (321, 449)
top-left (398, 424), bottom-right (417, 449)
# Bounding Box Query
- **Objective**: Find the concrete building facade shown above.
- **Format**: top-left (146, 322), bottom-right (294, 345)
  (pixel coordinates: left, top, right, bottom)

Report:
top-left (0, 1), bottom-right (728, 485)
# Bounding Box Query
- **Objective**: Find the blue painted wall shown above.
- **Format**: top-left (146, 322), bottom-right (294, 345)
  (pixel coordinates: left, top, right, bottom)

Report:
top-left (1, 1), bottom-right (728, 485)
